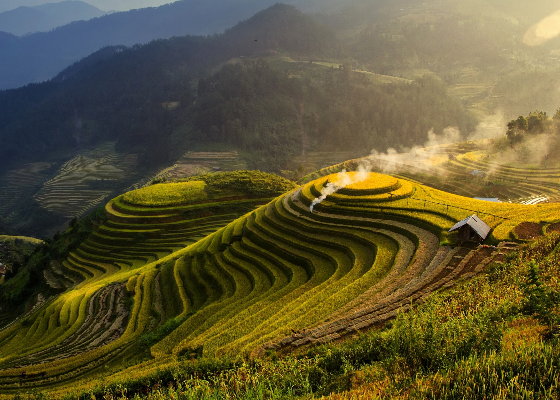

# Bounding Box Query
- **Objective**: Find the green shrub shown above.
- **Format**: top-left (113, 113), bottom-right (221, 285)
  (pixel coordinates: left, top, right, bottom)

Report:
top-left (522, 261), bottom-right (560, 337)
top-left (139, 317), bottom-right (183, 348)
top-left (384, 300), bottom-right (504, 373)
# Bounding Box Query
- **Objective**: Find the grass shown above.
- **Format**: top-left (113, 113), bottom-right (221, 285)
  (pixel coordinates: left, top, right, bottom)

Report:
top-left (122, 181), bottom-right (208, 206)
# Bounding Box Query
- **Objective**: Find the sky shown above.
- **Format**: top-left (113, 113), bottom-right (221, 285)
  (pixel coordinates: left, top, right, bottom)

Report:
top-left (0, 0), bottom-right (174, 13)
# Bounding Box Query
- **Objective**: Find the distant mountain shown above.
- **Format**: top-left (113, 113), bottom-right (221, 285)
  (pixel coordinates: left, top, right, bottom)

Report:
top-left (0, 0), bottom-right (343, 90)
top-left (0, 1), bottom-right (107, 36)
top-left (0, 0), bottom-right (166, 13)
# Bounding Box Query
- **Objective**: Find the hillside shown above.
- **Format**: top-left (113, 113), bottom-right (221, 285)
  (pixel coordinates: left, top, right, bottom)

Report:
top-left (0, 1), bottom-right (107, 36)
top-left (3, 0), bottom-right (560, 238)
top-left (0, 4), bottom-right (340, 172)
top-left (0, 168), bottom-right (559, 396)
top-left (309, 0), bottom-right (560, 122)
top-left (2, 1), bottom-right (560, 397)
top-left (72, 233), bottom-right (560, 400)
top-left (0, 0), bottom-right (343, 90)
top-left (0, 4), bottom-right (478, 238)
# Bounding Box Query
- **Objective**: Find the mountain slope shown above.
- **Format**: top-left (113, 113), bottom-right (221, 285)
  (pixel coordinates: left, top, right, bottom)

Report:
top-left (0, 4), bottom-right (341, 171)
top-left (0, 1), bottom-right (107, 36)
top-left (0, 0), bottom-right (340, 90)
top-left (0, 4), bottom-right (479, 238)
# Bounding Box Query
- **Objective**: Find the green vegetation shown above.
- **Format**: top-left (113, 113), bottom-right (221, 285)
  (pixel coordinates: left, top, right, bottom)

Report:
top-left (123, 181), bottom-right (208, 206)
top-left (15, 233), bottom-right (558, 400)
top-left (3, 1), bottom-right (560, 396)
top-left (176, 170), bottom-right (297, 197)
top-left (0, 236), bottom-right (42, 258)
top-left (0, 169), bottom-right (544, 397)
top-left (0, 171), bottom-right (299, 393)
top-left (0, 209), bottom-right (106, 324)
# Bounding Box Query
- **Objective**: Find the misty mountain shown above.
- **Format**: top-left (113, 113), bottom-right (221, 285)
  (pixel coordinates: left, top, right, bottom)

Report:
top-left (0, 0), bottom-right (161, 13)
top-left (0, 30), bottom-right (17, 44)
top-left (0, 4), bottom-right (341, 170)
top-left (0, 1), bottom-right (107, 36)
top-left (0, 0), bottom-right (346, 90)
top-left (0, 2), bottom-right (479, 236)
top-left (0, 3), bottom-right (472, 173)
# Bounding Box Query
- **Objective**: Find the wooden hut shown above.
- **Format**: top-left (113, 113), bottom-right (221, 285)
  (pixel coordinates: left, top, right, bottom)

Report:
top-left (448, 214), bottom-right (491, 242)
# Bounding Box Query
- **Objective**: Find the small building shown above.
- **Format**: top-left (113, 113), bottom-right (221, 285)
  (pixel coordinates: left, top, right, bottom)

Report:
top-left (470, 170), bottom-right (487, 179)
top-left (448, 214), bottom-right (491, 242)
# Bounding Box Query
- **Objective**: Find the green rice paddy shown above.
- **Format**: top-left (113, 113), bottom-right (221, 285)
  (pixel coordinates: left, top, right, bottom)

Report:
top-left (0, 167), bottom-right (557, 396)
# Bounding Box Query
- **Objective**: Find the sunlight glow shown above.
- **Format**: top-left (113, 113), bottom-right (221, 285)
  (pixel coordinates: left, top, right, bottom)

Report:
top-left (523, 9), bottom-right (560, 46)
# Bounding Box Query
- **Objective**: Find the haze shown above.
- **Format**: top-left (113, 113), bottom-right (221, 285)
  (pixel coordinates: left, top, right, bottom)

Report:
top-left (0, 0), bottom-right (172, 12)
top-left (524, 8), bottom-right (560, 46)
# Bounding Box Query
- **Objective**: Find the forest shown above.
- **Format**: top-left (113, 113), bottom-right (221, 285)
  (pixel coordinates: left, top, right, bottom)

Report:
top-left (0, 4), bottom-right (474, 175)
top-left (191, 61), bottom-right (474, 170)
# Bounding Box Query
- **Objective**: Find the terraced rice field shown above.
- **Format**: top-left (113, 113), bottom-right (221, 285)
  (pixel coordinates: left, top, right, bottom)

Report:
top-left (443, 151), bottom-right (560, 203)
top-left (448, 83), bottom-right (491, 102)
top-left (315, 143), bottom-right (560, 204)
top-left (0, 173), bottom-right (286, 392)
top-left (33, 144), bottom-right (130, 218)
top-left (1, 170), bottom-right (559, 394)
top-left (0, 163), bottom-right (51, 217)
top-left (124, 151), bottom-right (247, 193)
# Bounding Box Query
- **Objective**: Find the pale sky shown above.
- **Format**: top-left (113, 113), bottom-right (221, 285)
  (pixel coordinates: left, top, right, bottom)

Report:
top-left (0, 0), bottom-right (175, 13)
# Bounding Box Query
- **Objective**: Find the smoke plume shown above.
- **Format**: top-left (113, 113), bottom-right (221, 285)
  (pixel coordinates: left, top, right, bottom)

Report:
top-left (309, 165), bottom-right (370, 212)
top-left (467, 111), bottom-right (507, 141)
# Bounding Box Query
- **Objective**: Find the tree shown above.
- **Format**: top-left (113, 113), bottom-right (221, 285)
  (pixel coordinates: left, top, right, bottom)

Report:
top-left (527, 111), bottom-right (550, 134)
top-left (506, 115), bottom-right (527, 142)
top-left (552, 108), bottom-right (560, 134)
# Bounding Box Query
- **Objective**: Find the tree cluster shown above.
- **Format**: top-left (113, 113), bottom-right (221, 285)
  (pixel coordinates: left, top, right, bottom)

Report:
top-left (506, 110), bottom-right (560, 142)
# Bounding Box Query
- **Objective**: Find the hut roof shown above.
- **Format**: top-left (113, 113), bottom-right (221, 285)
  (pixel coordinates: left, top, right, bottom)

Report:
top-left (448, 214), bottom-right (491, 240)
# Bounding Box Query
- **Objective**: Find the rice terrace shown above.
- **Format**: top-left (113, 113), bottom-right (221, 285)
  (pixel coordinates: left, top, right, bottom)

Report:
top-left (2, 0), bottom-right (560, 397)
top-left (0, 147), bottom-right (559, 398)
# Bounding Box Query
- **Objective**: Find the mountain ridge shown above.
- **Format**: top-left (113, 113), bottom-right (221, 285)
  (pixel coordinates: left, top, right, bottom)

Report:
top-left (0, 1), bottom-right (107, 36)
top-left (0, 0), bottom-right (339, 90)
